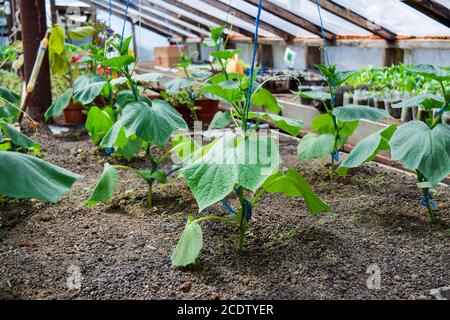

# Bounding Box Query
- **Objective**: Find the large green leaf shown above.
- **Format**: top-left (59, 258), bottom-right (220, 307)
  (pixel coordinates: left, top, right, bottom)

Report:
top-left (392, 94), bottom-right (445, 110)
top-left (86, 106), bottom-right (115, 144)
top-left (87, 164), bottom-right (118, 206)
top-left (407, 64), bottom-right (450, 82)
top-left (73, 75), bottom-right (107, 105)
top-left (333, 105), bottom-right (390, 122)
top-left (247, 112), bottom-right (303, 137)
top-left (44, 89), bottom-right (73, 121)
top-left (262, 169), bottom-right (331, 214)
top-left (390, 121), bottom-right (450, 186)
top-left (171, 216), bottom-right (203, 267)
top-left (0, 151), bottom-right (79, 202)
top-left (67, 26), bottom-right (95, 40)
top-left (120, 100), bottom-right (188, 147)
top-left (251, 88), bottom-right (281, 114)
top-left (182, 133), bottom-right (279, 211)
top-left (0, 121), bottom-right (40, 150)
top-left (115, 137), bottom-right (142, 161)
top-left (297, 133), bottom-right (335, 161)
top-left (337, 125), bottom-right (397, 176)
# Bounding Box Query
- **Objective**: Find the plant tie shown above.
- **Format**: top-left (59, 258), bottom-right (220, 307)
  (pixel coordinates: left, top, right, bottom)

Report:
top-left (220, 199), bottom-right (237, 216)
top-left (166, 166), bottom-right (182, 177)
top-left (332, 150), bottom-right (340, 162)
top-left (242, 199), bottom-right (253, 221)
top-left (420, 189), bottom-right (436, 210)
top-left (436, 102), bottom-right (449, 116)
top-left (105, 147), bottom-right (113, 155)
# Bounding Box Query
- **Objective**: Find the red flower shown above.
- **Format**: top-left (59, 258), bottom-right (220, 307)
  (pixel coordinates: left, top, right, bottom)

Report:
top-left (97, 66), bottom-right (111, 76)
top-left (70, 53), bottom-right (83, 64)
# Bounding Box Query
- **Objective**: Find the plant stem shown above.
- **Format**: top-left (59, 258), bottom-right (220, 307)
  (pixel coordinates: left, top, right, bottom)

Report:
top-left (147, 184), bottom-right (153, 208)
top-left (237, 187), bottom-right (246, 250)
top-left (416, 170), bottom-right (436, 222)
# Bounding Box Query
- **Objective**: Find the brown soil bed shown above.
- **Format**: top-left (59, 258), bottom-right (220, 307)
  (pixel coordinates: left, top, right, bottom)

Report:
top-left (0, 129), bottom-right (449, 300)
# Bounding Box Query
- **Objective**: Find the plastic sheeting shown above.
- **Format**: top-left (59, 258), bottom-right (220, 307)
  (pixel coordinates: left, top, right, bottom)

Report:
top-left (270, 0), bottom-right (372, 36)
top-left (334, 0), bottom-right (450, 37)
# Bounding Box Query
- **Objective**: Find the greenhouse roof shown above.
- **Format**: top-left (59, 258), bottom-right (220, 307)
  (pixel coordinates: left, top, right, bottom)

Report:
top-left (75, 0), bottom-right (450, 46)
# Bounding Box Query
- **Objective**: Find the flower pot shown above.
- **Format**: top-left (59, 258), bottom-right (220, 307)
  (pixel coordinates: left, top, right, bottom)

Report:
top-left (173, 104), bottom-right (192, 125)
top-left (63, 102), bottom-right (86, 126)
top-left (195, 99), bottom-right (220, 124)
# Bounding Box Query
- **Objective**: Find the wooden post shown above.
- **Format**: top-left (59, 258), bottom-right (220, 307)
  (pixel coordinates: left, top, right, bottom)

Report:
top-left (19, 0), bottom-right (52, 124)
top-left (258, 44), bottom-right (273, 69)
top-left (383, 47), bottom-right (404, 66)
top-left (306, 46), bottom-right (322, 69)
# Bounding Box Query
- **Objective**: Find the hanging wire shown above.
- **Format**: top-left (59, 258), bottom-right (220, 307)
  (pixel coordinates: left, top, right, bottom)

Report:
top-left (314, 0), bottom-right (330, 66)
top-left (218, 0), bottom-right (234, 51)
top-left (108, 0), bottom-right (112, 30)
top-left (159, 0), bottom-right (183, 55)
top-left (243, 0), bottom-right (263, 135)
top-left (119, 0), bottom-right (131, 51)
top-left (137, 0), bottom-right (142, 60)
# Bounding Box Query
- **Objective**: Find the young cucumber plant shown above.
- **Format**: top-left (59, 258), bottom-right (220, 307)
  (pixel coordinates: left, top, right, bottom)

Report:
top-left (86, 37), bottom-right (188, 208)
top-left (171, 72), bottom-right (331, 267)
top-left (337, 65), bottom-right (450, 221)
top-left (296, 64), bottom-right (391, 179)
top-left (0, 87), bottom-right (79, 202)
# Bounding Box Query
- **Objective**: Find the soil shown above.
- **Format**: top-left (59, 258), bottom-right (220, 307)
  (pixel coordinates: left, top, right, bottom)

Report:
top-left (0, 129), bottom-right (449, 300)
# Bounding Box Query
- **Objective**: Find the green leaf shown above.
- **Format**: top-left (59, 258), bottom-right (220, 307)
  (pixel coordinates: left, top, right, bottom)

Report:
top-left (73, 75), bottom-right (107, 105)
top-left (182, 133), bottom-right (279, 210)
top-left (200, 82), bottom-right (244, 104)
top-left (121, 100), bottom-right (188, 147)
top-left (311, 114), bottom-right (335, 134)
top-left (49, 25), bottom-right (65, 55)
top-left (390, 121), bottom-right (450, 186)
top-left (67, 26), bottom-right (95, 40)
top-left (0, 122), bottom-right (40, 150)
top-left (210, 26), bottom-right (225, 42)
top-left (87, 164), bottom-right (118, 206)
top-left (337, 125), bottom-right (397, 176)
top-left (132, 73), bottom-right (162, 83)
top-left (333, 105), bottom-right (390, 122)
top-left (86, 106), bottom-right (115, 144)
top-left (171, 216), bottom-right (203, 267)
top-left (101, 55), bottom-right (135, 70)
top-left (296, 90), bottom-right (331, 103)
top-left (262, 169), bottom-right (331, 214)
top-left (392, 94), bottom-right (445, 110)
top-left (208, 111), bottom-right (232, 130)
top-left (407, 64), bottom-right (450, 82)
top-left (151, 170), bottom-right (167, 184)
top-left (115, 137), bottom-right (142, 160)
top-left (44, 89), bottom-right (73, 121)
top-left (247, 112), bottom-right (303, 137)
top-left (100, 121), bottom-right (128, 149)
top-left (115, 90), bottom-right (135, 110)
top-left (333, 70), bottom-right (356, 87)
top-left (297, 133), bottom-right (335, 161)
top-left (0, 151), bottom-right (79, 202)
top-left (251, 88), bottom-right (281, 114)
top-left (165, 77), bottom-right (196, 93)
top-left (210, 49), bottom-right (241, 60)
